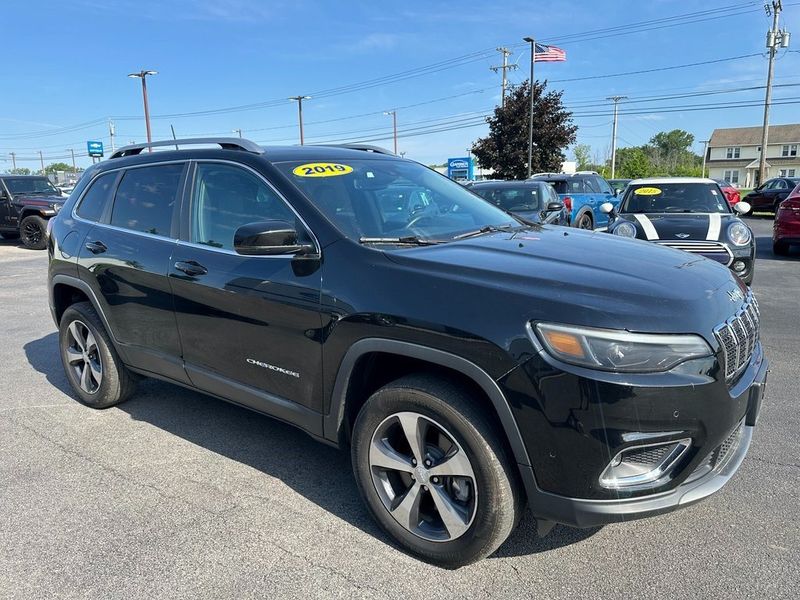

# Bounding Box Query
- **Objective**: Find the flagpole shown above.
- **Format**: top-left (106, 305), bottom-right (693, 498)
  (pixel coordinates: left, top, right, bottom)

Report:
top-left (524, 37), bottom-right (536, 178)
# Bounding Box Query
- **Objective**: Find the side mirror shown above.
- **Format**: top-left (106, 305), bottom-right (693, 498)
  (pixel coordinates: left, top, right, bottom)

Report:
top-left (545, 201), bottom-right (564, 212)
top-left (600, 202), bottom-right (616, 215)
top-left (733, 202), bottom-right (751, 215)
top-left (233, 220), bottom-right (314, 256)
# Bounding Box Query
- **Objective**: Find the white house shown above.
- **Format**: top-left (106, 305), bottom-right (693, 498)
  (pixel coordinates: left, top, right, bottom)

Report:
top-left (706, 124), bottom-right (800, 188)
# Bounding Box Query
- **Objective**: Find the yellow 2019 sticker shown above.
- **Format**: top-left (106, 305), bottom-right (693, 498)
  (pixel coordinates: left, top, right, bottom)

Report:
top-left (292, 163), bottom-right (353, 177)
top-left (633, 187), bottom-right (662, 196)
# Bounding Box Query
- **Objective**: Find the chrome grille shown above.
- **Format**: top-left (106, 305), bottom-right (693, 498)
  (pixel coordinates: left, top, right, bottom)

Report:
top-left (714, 293), bottom-right (760, 382)
top-left (654, 240), bottom-right (732, 265)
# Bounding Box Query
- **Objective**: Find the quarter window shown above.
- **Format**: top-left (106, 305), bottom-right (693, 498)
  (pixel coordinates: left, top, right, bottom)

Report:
top-left (190, 163), bottom-right (295, 250)
top-left (76, 172), bottom-right (117, 222)
top-left (110, 164), bottom-right (184, 237)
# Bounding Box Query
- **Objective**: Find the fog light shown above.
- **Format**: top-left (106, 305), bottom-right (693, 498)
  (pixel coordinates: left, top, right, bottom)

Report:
top-left (733, 260), bottom-right (746, 272)
top-left (599, 439), bottom-right (691, 489)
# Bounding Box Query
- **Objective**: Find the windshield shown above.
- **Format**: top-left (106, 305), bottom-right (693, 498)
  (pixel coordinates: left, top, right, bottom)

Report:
top-left (4, 177), bottom-right (59, 195)
top-left (276, 159), bottom-right (520, 242)
top-left (471, 184), bottom-right (543, 212)
top-left (620, 182), bottom-right (731, 214)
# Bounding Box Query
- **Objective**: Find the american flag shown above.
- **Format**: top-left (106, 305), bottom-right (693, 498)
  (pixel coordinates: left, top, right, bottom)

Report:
top-left (534, 43), bottom-right (566, 62)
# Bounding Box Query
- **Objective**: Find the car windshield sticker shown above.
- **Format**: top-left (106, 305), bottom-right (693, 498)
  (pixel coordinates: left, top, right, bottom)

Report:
top-left (633, 187), bottom-right (662, 196)
top-left (711, 189), bottom-right (718, 195)
top-left (292, 163), bottom-right (353, 177)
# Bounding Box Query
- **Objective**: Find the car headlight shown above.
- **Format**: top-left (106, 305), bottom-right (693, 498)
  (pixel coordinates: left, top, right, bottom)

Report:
top-left (533, 322), bottom-right (712, 372)
top-left (727, 221), bottom-right (751, 246)
top-left (612, 221), bottom-right (637, 237)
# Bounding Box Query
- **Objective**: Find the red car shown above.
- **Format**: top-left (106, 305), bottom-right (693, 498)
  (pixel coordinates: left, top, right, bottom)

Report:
top-left (713, 179), bottom-right (741, 206)
top-left (773, 183), bottom-right (800, 255)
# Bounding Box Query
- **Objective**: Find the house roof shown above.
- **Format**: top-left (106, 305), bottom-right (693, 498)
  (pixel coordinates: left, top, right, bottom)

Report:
top-left (709, 124), bottom-right (800, 147)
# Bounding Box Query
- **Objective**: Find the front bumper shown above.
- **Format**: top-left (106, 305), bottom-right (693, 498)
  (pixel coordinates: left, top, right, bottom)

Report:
top-left (505, 343), bottom-right (768, 528)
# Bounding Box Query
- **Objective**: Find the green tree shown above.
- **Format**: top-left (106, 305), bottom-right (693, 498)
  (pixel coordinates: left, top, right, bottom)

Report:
top-left (616, 147), bottom-right (652, 179)
top-left (471, 80), bottom-right (577, 179)
top-left (573, 144), bottom-right (592, 170)
top-left (45, 162), bottom-right (73, 174)
top-left (6, 167), bottom-right (31, 175)
top-left (647, 129), bottom-right (697, 174)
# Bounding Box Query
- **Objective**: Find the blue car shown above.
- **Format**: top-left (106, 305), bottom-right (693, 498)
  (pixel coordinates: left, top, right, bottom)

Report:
top-left (530, 172), bottom-right (619, 230)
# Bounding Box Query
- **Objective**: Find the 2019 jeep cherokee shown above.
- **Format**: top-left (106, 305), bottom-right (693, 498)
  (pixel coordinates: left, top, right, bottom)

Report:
top-left (47, 138), bottom-right (768, 567)
top-left (0, 175), bottom-right (65, 249)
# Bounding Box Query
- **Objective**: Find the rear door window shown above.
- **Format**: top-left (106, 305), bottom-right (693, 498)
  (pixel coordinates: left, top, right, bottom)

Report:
top-left (110, 164), bottom-right (184, 237)
top-left (595, 177), bottom-right (613, 195)
top-left (76, 172), bottom-right (117, 222)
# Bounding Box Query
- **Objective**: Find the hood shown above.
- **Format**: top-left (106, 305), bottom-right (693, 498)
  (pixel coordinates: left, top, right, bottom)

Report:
top-left (618, 212), bottom-right (738, 242)
top-left (382, 225), bottom-right (745, 340)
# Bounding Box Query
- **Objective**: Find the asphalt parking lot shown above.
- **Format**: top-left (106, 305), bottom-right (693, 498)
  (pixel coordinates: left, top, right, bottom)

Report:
top-left (0, 216), bottom-right (798, 599)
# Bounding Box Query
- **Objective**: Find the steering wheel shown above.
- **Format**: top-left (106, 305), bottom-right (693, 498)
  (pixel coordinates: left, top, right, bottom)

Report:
top-left (406, 214), bottom-right (436, 229)
top-left (663, 206), bottom-right (684, 212)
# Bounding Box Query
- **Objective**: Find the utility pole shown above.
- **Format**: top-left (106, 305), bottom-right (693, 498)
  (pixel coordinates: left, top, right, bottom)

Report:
top-left (759, 0), bottom-right (790, 184)
top-left (384, 111), bottom-right (398, 154)
top-left (9, 152), bottom-right (16, 170)
top-left (607, 96), bottom-right (628, 179)
top-left (490, 47), bottom-right (518, 108)
top-left (232, 128), bottom-right (243, 138)
top-left (109, 120), bottom-right (116, 153)
top-left (38, 151), bottom-right (45, 175)
top-left (127, 70), bottom-right (158, 150)
top-left (523, 37), bottom-right (536, 178)
top-left (68, 148), bottom-right (76, 172)
top-left (289, 96), bottom-right (311, 145)
top-left (700, 140), bottom-right (709, 177)
top-left (170, 124), bottom-right (179, 150)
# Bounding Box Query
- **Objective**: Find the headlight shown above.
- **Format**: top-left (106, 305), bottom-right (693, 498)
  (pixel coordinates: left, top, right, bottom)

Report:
top-left (533, 322), bottom-right (712, 372)
top-left (727, 221), bottom-right (751, 246)
top-left (612, 221), bottom-right (637, 237)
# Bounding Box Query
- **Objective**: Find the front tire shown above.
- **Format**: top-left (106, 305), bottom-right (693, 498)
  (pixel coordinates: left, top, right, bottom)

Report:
top-left (19, 215), bottom-right (48, 249)
top-left (351, 374), bottom-right (522, 567)
top-left (59, 302), bottom-right (136, 408)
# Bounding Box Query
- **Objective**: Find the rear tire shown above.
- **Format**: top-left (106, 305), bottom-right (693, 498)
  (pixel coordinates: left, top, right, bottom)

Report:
top-left (19, 215), bottom-right (47, 250)
top-left (351, 374), bottom-right (522, 568)
top-left (576, 212), bottom-right (593, 230)
top-left (773, 241), bottom-right (790, 256)
top-left (59, 302), bottom-right (137, 408)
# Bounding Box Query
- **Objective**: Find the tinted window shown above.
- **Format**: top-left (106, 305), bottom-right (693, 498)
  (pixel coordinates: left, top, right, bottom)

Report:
top-left (541, 179), bottom-right (585, 194)
top-left (472, 185), bottom-right (542, 211)
top-left (775, 180), bottom-right (788, 190)
top-left (76, 172), bottom-right (116, 222)
top-left (110, 164), bottom-right (184, 237)
top-left (621, 183), bottom-right (730, 214)
top-left (584, 178), bottom-right (601, 193)
top-left (3, 177), bottom-right (59, 195)
top-left (595, 177), bottom-right (613, 195)
top-left (191, 163), bottom-right (295, 249)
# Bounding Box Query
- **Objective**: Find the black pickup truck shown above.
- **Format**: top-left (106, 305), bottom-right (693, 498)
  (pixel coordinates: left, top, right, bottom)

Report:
top-left (0, 175), bottom-right (65, 249)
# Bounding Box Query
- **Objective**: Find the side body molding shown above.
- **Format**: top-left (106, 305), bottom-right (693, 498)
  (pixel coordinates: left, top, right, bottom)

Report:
top-left (323, 338), bottom-right (531, 467)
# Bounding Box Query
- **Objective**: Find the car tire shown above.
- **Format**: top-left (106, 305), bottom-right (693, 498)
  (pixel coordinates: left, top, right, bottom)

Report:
top-left (773, 241), bottom-right (790, 256)
top-left (351, 374), bottom-right (523, 568)
top-left (576, 212), bottom-right (593, 230)
top-left (19, 215), bottom-right (48, 250)
top-left (0, 232), bottom-right (20, 240)
top-left (59, 302), bottom-right (137, 409)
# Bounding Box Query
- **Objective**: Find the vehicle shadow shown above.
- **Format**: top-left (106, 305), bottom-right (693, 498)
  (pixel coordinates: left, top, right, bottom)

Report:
top-left (754, 235), bottom-right (799, 261)
top-left (24, 332), bottom-right (600, 565)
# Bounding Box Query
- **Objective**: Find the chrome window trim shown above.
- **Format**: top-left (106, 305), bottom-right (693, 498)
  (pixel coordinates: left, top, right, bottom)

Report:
top-left (183, 159), bottom-right (321, 258)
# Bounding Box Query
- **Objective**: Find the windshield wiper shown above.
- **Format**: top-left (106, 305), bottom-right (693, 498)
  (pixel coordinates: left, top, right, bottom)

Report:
top-left (358, 236), bottom-right (444, 246)
top-left (453, 224), bottom-right (519, 240)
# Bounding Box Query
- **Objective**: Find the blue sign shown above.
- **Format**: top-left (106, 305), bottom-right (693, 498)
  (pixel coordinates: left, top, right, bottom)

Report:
top-left (87, 140), bottom-right (104, 158)
top-left (447, 156), bottom-right (474, 181)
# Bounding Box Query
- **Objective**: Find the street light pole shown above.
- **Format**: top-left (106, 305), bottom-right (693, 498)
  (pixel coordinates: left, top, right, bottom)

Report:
top-left (607, 96), bottom-right (627, 179)
top-left (9, 152), bottom-right (16, 170)
top-left (289, 96), bottom-right (311, 145)
top-left (38, 151), bottom-right (45, 175)
top-left (233, 128), bottom-right (243, 138)
top-left (523, 37), bottom-right (536, 178)
top-left (700, 140), bottom-right (709, 177)
top-left (759, 0), bottom-right (789, 184)
top-left (68, 148), bottom-right (76, 172)
top-left (384, 110), bottom-right (398, 154)
top-left (127, 70), bottom-right (158, 150)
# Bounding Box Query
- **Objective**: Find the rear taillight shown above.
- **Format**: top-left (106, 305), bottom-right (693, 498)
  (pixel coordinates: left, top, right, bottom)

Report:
top-left (779, 200), bottom-right (800, 220)
top-left (563, 196), bottom-right (573, 212)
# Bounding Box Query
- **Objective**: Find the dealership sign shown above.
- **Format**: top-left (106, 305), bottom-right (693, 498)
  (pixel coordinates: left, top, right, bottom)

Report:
top-left (87, 140), bottom-right (104, 158)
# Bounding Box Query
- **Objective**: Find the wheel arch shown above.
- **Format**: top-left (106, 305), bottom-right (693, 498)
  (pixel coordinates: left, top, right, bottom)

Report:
top-left (323, 338), bottom-right (531, 468)
top-left (20, 207), bottom-right (48, 220)
top-left (50, 275), bottom-right (117, 346)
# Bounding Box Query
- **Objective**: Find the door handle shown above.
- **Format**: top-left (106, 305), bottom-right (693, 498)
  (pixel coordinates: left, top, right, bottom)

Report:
top-left (84, 241), bottom-right (107, 254)
top-left (174, 260), bottom-right (208, 277)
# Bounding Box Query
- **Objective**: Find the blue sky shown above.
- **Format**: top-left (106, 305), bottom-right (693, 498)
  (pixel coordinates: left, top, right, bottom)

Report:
top-left (2, 0), bottom-right (800, 170)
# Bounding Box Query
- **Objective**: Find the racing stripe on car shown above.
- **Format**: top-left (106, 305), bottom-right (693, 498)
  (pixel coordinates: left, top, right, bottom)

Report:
top-left (706, 213), bottom-right (721, 240)
top-left (633, 214), bottom-right (659, 240)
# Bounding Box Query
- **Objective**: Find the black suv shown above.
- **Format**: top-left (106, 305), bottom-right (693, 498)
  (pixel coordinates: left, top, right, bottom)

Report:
top-left (0, 174), bottom-right (65, 249)
top-left (47, 139), bottom-right (768, 567)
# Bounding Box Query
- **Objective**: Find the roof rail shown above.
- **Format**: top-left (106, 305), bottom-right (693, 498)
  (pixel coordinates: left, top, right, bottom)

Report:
top-left (109, 137), bottom-right (263, 159)
top-left (320, 143), bottom-right (395, 155)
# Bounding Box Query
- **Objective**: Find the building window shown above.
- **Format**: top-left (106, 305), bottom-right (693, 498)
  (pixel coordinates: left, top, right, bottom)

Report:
top-left (779, 169), bottom-right (796, 177)
top-left (791, 169), bottom-right (796, 177)
top-left (781, 144), bottom-right (798, 157)
top-left (726, 147), bottom-right (740, 159)
top-left (724, 170), bottom-right (740, 184)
